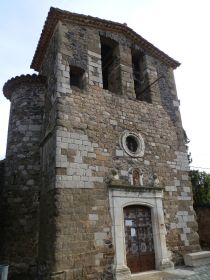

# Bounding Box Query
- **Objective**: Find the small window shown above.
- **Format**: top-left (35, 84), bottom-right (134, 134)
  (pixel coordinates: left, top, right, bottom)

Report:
top-left (126, 135), bottom-right (138, 153)
top-left (70, 66), bottom-right (85, 89)
top-left (100, 36), bottom-right (120, 94)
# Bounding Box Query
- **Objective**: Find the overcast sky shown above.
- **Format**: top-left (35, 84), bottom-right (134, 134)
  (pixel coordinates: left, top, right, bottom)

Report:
top-left (0, 0), bottom-right (209, 171)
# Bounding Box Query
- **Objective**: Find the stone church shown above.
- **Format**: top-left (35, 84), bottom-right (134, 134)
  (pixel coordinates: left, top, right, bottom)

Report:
top-left (0, 7), bottom-right (202, 280)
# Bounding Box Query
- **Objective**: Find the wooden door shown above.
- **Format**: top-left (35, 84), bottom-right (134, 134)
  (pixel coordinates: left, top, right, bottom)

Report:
top-left (124, 205), bottom-right (155, 273)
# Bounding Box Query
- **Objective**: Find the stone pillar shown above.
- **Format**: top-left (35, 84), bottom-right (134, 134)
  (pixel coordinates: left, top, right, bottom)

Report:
top-left (119, 45), bottom-right (135, 99)
top-left (88, 30), bottom-right (103, 88)
top-left (143, 54), bottom-right (161, 104)
top-left (152, 198), bottom-right (174, 270)
top-left (1, 74), bottom-right (45, 279)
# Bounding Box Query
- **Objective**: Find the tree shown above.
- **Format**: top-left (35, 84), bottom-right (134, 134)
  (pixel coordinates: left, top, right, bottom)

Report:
top-left (183, 129), bottom-right (192, 164)
top-left (190, 170), bottom-right (210, 207)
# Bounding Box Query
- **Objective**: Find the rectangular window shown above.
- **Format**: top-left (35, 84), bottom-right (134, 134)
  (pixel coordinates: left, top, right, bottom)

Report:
top-left (70, 65), bottom-right (85, 89)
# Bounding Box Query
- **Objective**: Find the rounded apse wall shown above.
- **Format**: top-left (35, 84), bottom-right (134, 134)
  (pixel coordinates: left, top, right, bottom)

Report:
top-left (3, 74), bottom-right (46, 187)
top-left (1, 74), bottom-right (46, 277)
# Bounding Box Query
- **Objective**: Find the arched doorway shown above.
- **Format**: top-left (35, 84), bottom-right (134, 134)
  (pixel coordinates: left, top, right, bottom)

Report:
top-left (124, 205), bottom-right (155, 273)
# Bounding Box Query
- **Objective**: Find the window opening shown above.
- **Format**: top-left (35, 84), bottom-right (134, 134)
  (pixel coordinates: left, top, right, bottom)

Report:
top-left (126, 135), bottom-right (138, 153)
top-left (132, 50), bottom-right (151, 103)
top-left (70, 66), bottom-right (85, 89)
top-left (100, 36), bottom-right (120, 93)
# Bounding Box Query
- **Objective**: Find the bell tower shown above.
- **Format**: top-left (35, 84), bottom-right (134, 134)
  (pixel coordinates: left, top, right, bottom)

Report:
top-left (1, 7), bottom-right (201, 280)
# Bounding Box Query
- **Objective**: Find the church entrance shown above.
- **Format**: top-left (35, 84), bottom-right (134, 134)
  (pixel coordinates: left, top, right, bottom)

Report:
top-left (124, 205), bottom-right (155, 273)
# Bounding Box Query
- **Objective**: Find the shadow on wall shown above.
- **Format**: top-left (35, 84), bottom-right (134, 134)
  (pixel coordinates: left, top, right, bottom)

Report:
top-left (0, 160), bottom-right (5, 191)
top-left (196, 207), bottom-right (210, 249)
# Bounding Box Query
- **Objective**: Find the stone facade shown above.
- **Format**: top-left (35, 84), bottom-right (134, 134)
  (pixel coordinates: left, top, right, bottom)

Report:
top-left (0, 7), bottom-right (200, 280)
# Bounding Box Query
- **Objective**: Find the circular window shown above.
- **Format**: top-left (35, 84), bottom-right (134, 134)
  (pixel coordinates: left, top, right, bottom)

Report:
top-left (120, 131), bottom-right (145, 157)
top-left (126, 135), bottom-right (138, 153)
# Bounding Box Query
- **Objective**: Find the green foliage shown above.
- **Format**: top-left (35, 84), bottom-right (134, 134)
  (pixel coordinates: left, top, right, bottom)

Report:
top-left (183, 129), bottom-right (192, 164)
top-left (190, 170), bottom-right (210, 207)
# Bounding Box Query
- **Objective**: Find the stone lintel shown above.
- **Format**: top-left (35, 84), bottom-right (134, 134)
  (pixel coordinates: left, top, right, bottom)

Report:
top-left (109, 181), bottom-right (163, 193)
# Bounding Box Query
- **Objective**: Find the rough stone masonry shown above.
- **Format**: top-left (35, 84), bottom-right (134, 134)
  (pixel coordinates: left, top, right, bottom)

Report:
top-left (0, 7), bottom-right (201, 280)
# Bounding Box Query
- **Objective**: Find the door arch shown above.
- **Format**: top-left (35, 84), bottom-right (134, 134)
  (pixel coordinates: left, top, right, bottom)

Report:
top-left (124, 205), bottom-right (155, 273)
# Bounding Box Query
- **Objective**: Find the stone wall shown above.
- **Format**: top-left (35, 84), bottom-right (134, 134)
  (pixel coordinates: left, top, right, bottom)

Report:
top-left (0, 160), bottom-right (5, 259)
top-left (0, 160), bottom-right (4, 190)
top-left (37, 26), bottom-right (61, 278)
top-left (53, 22), bottom-right (200, 270)
top-left (30, 20), bottom-right (200, 279)
top-left (1, 75), bottom-right (45, 279)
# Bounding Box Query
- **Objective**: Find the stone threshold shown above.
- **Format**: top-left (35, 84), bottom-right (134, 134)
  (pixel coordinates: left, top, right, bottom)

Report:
top-left (131, 268), bottom-right (195, 280)
top-left (184, 251), bottom-right (210, 267)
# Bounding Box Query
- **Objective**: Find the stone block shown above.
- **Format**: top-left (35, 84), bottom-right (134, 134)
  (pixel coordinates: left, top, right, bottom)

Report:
top-left (182, 174), bottom-right (189, 180)
top-left (183, 228), bottom-right (191, 233)
top-left (165, 186), bottom-right (177, 192)
top-left (170, 223), bottom-right (177, 229)
top-left (180, 233), bottom-right (187, 241)
top-left (183, 187), bottom-right (191, 192)
top-left (89, 214), bottom-right (98, 221)
top-left (184, 251), bottom-right (210, 267)
top-left (116, 150), bottom-right (124, 157)
top-left (121, 170), bottom-right (128, 176)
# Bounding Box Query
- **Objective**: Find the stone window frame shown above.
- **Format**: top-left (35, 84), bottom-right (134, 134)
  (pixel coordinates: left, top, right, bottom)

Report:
top-left (120, 131), bottom-right (145, 158)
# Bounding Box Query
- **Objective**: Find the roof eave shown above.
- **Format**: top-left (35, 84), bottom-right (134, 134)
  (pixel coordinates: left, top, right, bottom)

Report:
top-left (30, 7), bottom-right (180, 71)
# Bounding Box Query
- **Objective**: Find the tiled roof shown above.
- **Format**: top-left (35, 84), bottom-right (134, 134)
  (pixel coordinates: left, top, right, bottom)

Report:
top-left (3, 74), bottom-right (46, 100)
top-left (31, 7), bottom-right (180, 71)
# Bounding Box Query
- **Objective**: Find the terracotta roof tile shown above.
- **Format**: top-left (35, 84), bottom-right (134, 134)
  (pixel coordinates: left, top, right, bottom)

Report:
top-left (31, 7), bottom-right (180, 71)
top-left (3, 74), bottom-right (46, 100)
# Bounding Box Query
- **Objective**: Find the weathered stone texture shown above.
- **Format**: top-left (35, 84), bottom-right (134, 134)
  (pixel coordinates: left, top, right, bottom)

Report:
top-left (1, 8), bottom-right (201, 280)
top-left (44, 20), bottom-right (200, 272)
top-left (0, 160), bottom-right (5, 257)
top-left (49, 188), bottom-right (113, 279)
top-left (0, 160), bottom-right (4, 194)
top-left (1, 77), bottom-right (45, 279)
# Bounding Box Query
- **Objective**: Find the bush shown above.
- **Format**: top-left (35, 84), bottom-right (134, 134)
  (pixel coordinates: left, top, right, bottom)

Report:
top-left (190, 170), bottom-right (210, 207)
